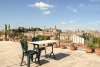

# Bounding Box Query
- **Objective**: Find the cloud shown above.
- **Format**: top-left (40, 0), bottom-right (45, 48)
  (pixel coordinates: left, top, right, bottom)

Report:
top-left (68, 21), bottom-right (77, 24)
top-left (43, 11), bottom-right (51, 14)
top-left (28, 2), bottom-right (54, 14)
top-left (28, 2), bottom-right (54, 10)
top-left (61, 22), bottom-right (66, 25)
top-left (61, 21), bottom-right (77, 25)
top-left (67, 6), bottom-right (78, 13)
top-left (73, 9), bottom-right (78, 12)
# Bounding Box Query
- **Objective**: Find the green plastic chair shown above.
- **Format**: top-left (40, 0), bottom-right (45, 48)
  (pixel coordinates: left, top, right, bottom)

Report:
top-left (32, 37), bottom-right (47, 62)
top-left (20, 39), bottom-right (40, 67)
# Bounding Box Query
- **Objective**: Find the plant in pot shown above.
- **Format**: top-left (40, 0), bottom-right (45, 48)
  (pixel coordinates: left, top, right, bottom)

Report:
top-left (86, 40), bottom-right (94, 53)
top-left (91, 43), bottom-right (97, 52)
top-left (70, 43), bottom-right (77, 51)
top-left (86, 45), bottom-right (94, 53)
top-left (94, 37), bottom-right (100, 55)
top-left (96, 43), bottom-right (100, 55)
top-left (53, 42), bottom-right (58, 48)
top-left (85, 34), bottom-right (94, 53)
top-left (92, 37), bottom-right (100, 55)
top-left (60, 44), bottom-right (65, 49)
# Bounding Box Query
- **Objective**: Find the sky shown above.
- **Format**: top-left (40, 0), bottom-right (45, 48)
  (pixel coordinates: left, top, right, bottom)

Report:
top-left (0, 0), bottom-right (100, 31)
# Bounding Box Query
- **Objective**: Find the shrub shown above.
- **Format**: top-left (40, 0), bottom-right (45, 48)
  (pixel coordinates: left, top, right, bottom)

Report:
top-left (43, 35), bottom-right (50, 40)
top-left (36, 35), bottom-right (44, 40)
top-left (18, 34), bottom-right (24, 39)
top-left (92, 43), bottom-right (98, 50)
top-left (36, 35), bottom-right (50, 40)
top-left (93, 37), bottom-right (100, 44)
top-left (92, 37), bottom-right (100, 48)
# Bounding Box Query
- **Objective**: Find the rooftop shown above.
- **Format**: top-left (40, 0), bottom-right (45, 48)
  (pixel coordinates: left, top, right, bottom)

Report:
top-left (0, 41), bottom-right (100, 67)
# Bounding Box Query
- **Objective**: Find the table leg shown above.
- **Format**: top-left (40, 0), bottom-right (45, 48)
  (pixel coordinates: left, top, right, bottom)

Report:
top-left (49, 44), bottom-right (56, 59)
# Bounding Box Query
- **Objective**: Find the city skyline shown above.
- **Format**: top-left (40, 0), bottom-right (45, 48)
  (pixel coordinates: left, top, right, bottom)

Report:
top-left (0, 0), bottom-right (100, 31)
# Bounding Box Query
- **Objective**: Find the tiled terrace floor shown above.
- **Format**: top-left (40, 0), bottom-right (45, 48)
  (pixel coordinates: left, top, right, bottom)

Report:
top-left (0, 41), bottom-right (100, 67)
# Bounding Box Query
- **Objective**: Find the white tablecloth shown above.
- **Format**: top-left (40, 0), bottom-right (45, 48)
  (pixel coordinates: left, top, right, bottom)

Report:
top-left (30, 40), bottom-right (58, 44)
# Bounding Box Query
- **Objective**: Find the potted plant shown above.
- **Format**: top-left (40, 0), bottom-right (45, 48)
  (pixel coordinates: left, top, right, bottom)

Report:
top-left (85, 33), bottom-right (94, 53)
top-left (70, 43), bottom-right (77, 51)
top-left (97, 48), bottom-right (100, 55)
top-left (53, 42), bottom-right (58, 48)
top-left (86, 46), bottom-right (94, 53)
top-left (96, 43), bottom-right (100, 55)
top-left (86, 42), bottom-right (94, 53)
top-left (86, 41), bottom-right (94, 53)
top-left (60, 44), bottom-right (65, 49)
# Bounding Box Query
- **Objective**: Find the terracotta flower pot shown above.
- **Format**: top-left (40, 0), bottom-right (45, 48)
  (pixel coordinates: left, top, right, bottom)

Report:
top-left (70, 46), bottom-right (76, 51)
top-left (97, 48), bottom-right (100, 55)
top-left (53, 43), bottom-right (57, 48)
top-left (86, 47), bottom-right (93, 53)
top-left (61, 44), bottom-right (65, 49)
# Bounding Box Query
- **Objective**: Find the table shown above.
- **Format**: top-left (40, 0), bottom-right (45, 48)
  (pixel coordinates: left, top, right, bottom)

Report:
top-left (30, 40), bottom-right (58, 59)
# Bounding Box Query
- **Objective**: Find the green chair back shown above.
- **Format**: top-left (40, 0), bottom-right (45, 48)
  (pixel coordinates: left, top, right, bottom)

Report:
top-left (20, 39), bottom-right (28, 52)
